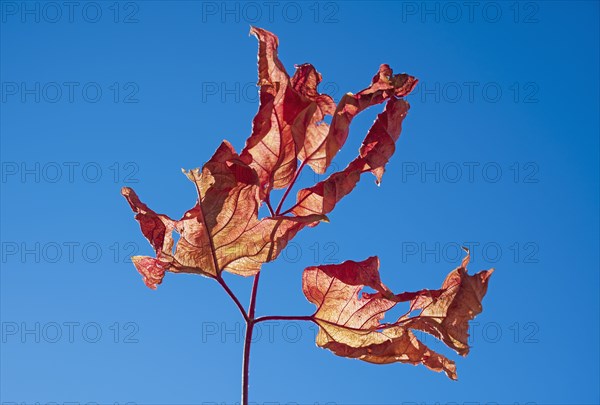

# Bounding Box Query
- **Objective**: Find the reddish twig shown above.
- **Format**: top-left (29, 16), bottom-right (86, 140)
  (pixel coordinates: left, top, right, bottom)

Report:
top-left (216, 276), bottom-right (249, 323)
top-left (275, 160), bottom-right (308, 215)
top-left (254, 315), bottom-right (314, 323)
top-left (241, 272), bottom-right (261, 405)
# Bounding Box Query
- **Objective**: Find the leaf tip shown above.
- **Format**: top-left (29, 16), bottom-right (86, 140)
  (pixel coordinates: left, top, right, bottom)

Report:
top-left (132, 256), bottom-right (166, 290)
top-left (481, 268), bottom-right (495, 281)
top-left (183, 167), bottom-right (202, 183)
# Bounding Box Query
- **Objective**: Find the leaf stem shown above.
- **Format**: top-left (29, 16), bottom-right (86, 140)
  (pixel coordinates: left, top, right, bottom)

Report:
top-left (275, 160), bottom-right (308, 215)
top-left (278, 193), bottom-right (309, 216)
top-left (242, 272), bottom-right (261, 405)
top-left (216, 276), bottom-right (249, 323)
top-left (248, 272), bottom-right (261, 319)
top-left (241, 319), bottom-right (253, 405)
top-left (254, 315), bottom-right (314, 323)
top-left (279, 164), bottom-right (372, 216)
top-left (265, 196), bottom-right (276, 217)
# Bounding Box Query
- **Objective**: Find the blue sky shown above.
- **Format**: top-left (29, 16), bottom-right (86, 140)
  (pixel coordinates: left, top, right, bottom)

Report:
top-left (1, 1), bottom-right (598, 404)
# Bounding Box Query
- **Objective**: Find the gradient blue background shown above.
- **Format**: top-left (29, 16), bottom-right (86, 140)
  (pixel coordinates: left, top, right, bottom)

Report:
top-left (1, 1), bottom-right (599, 404)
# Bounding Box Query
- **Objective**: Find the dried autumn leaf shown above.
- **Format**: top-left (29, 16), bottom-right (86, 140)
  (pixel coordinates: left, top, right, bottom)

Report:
top-left (401, 253), bottom-right (494, 356)
top-left (241, 27), bottom-right (330, 197)
top-left (121, 187), bottom-right (178, 289)
top-left (320, 64), bottom-right (417, 173)
top-left (130, 256), bottom-right (168, 290)
top-left (292, 63), bottom-right (336, 175)
top-left (240, 27), bottom-right (417, 204)
top-left (180, 141), bottom-right (325, 277)
top-left (292, 63), bottom-right (418, 176)
top-left (122, 140), bottom-right (326, 287)
top-left (302, 251), bottom-right (493, 380)
top-left (290, 97), bottom-right (411, 218)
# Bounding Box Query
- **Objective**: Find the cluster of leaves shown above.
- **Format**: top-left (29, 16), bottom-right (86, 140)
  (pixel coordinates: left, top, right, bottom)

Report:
top-left (122, 27), bottom-right (492, 380)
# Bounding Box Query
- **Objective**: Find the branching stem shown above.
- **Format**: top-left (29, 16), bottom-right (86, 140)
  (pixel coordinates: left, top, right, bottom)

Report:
top-left (265, 196), bottom-right (276, 217)
top-left (219, 269), bottom-right (312, 405)
top-left (216, 276), bottom-right (249, 323)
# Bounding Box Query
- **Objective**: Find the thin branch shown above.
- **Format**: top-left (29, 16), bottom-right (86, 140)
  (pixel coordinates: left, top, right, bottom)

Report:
top-left (279, 166), bottom-right (372, 216)
top-left (254, 315), bottom-right (314, 323)
top-left (275, 160), bottom-right (308, 215)
top-left (216, 276), bottom-right (249, 323)
top-left (278, 193), bottom-right (309, 216)
top-left (242, 272), bottom-right (261, 405)
top-left (265, 197), bottom-right (276, 217)
top-left (275, 113), bottom-right (338, 216)
top-left (241, 319), bottom-right (253, 405)
top-left (248, 272), bottom-right (261, 319)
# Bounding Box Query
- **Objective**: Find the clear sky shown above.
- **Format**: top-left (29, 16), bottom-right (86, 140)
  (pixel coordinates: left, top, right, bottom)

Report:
top-left (1, 1), bottom-right (599, 404)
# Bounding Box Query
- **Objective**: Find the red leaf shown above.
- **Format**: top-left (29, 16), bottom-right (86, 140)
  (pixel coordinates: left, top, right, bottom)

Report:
top-left (401, 254), bottom-right (494, 356)
top-left (291, 63), bottom-right (417, 177)
top-left (239, 28), bottom-right (418, 201)
top-left (123, 141), bottom-right (326, 287)
top-left (321, 64), bottom-right (417, 172)
top-left (302, 250), bottom-right (493, 380)
top-left (131, 256), bottom-right (167, 290)
top-left (291, 98), bottom-right (411, 218)
top-left (240, 27), bottom-right (330, 198)
top-left (292, 63), bottom-right (337, 174)
top-left (122, 187), bottom-right (175, 256)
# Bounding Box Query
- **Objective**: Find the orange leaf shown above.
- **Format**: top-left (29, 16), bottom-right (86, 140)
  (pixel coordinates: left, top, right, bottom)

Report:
top-left (321, 64), bottom-right (417, 173)
top-left (302, 250), bottom-right (493, 380)
top-left (292, 98), bottom-right (411, 218)
top-left (240, 27), bottom-right (331, 198)
top-left (123, 141), bottom-right (325, 287)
